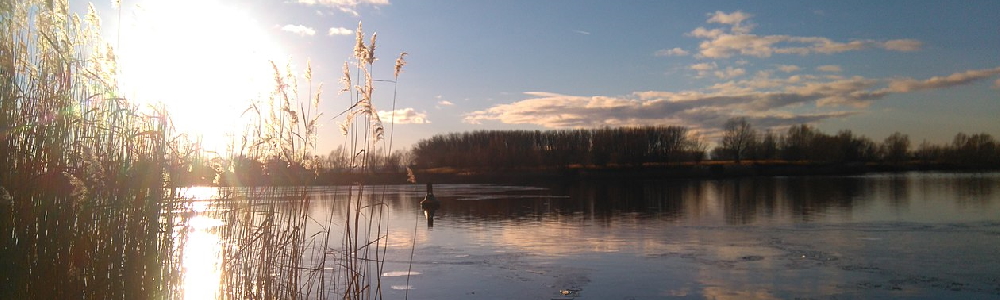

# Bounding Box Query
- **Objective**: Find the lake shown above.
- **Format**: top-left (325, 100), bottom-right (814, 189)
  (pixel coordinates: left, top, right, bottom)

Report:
top-left (179, 172), bottom-right (1000, 299)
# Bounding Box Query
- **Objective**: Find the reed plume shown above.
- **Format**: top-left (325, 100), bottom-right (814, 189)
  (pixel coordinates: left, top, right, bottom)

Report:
top-left (394, 52), bottom-right (408, 79)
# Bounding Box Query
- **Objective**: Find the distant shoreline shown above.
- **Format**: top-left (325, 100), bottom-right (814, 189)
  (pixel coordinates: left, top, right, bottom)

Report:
top-left (296, 162), bottom-right (1000, 186)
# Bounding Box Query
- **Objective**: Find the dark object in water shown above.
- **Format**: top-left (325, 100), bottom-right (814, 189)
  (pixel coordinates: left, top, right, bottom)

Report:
top-left (740, 255), bottom-right (765, 261)
top-left (420, 183), bottom-right (440, 226)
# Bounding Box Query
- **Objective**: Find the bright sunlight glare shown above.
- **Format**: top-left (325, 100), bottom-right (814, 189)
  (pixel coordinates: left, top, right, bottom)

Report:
top-left (174, 186), bottom-right (225, 299)
top-left (117, 0), bottom-right (285, 154)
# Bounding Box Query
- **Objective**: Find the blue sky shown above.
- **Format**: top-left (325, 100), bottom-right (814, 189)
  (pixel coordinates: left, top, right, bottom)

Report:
top-left (82, 0), bottom-right (1000, 154)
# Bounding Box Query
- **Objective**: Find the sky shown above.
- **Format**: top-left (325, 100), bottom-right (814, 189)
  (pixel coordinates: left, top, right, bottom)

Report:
top-left (78, 0), bottom-right (1000, 155)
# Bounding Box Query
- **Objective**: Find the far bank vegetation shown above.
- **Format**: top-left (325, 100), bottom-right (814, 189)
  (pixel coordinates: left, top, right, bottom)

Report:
top-left (408, 119), bottom-right (999, 174)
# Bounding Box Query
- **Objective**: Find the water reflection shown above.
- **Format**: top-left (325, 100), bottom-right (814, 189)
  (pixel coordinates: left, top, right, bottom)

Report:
top-left (405, 173), bottom-right (1000, 226)
top-left (169, 173), bottom-right (1000, 299)
top-left (172, 187), bottom-right (224, 300)
top-left (182, 221), bottom-right (222, 300)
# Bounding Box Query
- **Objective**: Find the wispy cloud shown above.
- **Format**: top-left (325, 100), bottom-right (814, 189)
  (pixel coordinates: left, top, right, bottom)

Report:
top-left (573, 30), bottom-right (591, 35)
top-left (885, 67), bottom-right (1000, 93)
top-left (817, 65), bottom-right (842, 73)
top-left (688, 11), bottom-right (921, 58)
top-left (689, 62), bottom-right (715, 71)
top-left (378, 108), bottom-right (430, 124)
top-left (655, 47), bottom-right (689, 57)
top-left (776, 65), bottom-right (800, 73)
top-left (880, 39), bottom-right (922, 51)
top-left (296, 0), bottom-right (389, 16)
top-left (688, 62), bottom-right (717, 78)
top-left (281, 24), bottom-right (316, 36)
top-left (464, 67), bottom-right (1000, 134)
top-left (328, 27), bottom-right (353, 35)
top-left (437, 100), bottom-right (454, 106)
top-left (714, 67), bottom-right (746, 79)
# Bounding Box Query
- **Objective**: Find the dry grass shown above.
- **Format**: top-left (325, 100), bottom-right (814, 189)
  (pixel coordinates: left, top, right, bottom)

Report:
top-left (1, 0), bottom-right (178, 297)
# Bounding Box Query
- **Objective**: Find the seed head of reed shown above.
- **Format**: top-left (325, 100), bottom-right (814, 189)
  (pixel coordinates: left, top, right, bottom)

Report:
top-left (394, 52), bottom-right (408, 79)
top-left (340, 62), bottom-right (351, 93)
top-left (353, 21), bottom-right (367, 62)
top-left (366, 32), bottom-right (377, 65)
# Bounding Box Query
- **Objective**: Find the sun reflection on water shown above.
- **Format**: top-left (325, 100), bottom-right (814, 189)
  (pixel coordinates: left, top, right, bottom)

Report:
top-left (174, 187), bottom-right (225, 300)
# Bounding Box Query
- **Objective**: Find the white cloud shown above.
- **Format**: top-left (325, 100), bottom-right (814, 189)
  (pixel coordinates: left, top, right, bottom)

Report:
top-left (296, 0), bottom-right (389, 15)
top-left (707, 10), bottom-right (752, 25)
top-left (655, 47), bottom-right (690, 57)
top-left (688, 63), bottom-right (744, 79)
top-left (689, 62), bottom-right (716, 71)
top-left (438, 100), bottom-right (454, 106)
top-left (688, 11), bottom-right (922, 58)
top-left (377, 108), bottom-right (430, 124)
top-left (777, 65), bottom-right (800, 73)
top-left (714, 67), bottom-right (746, 79)
top-left (886, 67), bottom-right (1000, 92)
top-left (707, 10), bottom-right (755, 34)
top-left (880, 39), bottom-right (922, 51)
top-left (328, 27), bottom-right (353, 35)
top-left (463, 67), bottom-right (1000, 133)
top-left (817, 65), bottom-right (842, 73)
top-left (281, 24), bottom-right (316, 36)
top-left (688, 27), bottom-right (725, 39)
top-left (573, 30), bottom-right (591, 35)
top-left (688, 62), bottom-right (717, 78)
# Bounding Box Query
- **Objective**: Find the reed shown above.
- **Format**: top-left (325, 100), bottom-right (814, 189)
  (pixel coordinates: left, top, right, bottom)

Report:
top-left (1, 0), bottom-right (178, 298)
top-left (2, 1), bottom-right (406, 298)
top-left (195, 20), bottom-right (406, 300)
top-left (330, 21), bottom-right (403, 300)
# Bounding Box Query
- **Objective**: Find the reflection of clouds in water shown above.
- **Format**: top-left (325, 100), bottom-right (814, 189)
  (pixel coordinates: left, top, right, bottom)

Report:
top-left (252, 175), bottom-right (998, 298)
top-left (700, 286), bottom-right (780, 300)
top-left (386, 226), bottom-right (429, 248)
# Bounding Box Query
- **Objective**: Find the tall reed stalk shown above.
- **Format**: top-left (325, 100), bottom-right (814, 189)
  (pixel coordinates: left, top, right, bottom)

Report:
top-left (332, 21), bottom-right (403, 300)
top-left (1, 0), bottom-right (178, 298)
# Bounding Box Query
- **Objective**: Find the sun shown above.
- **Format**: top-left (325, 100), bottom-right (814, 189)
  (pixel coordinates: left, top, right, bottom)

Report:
top-left (116, 0), bottom-right (284, 154)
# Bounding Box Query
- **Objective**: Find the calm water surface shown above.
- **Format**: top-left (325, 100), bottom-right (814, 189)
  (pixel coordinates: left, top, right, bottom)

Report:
top-left (189, 172), bottom-right (1000, 299)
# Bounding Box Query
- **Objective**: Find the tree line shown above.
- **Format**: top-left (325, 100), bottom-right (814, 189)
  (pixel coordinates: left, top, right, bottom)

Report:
top-left (165, 120), bottom-right (999, 185)
top-left (411, 126), bottom-right (706, 170)
top-left (710, 117), bottom-right (999, 167)
top-left (405, 119), bottom-right (999, 171)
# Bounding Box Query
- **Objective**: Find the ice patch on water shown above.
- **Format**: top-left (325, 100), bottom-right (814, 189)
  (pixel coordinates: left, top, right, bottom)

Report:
top-left (382, 271), bottom-right (420, 277)
top-left (390, 285), bottom-right (413, 290)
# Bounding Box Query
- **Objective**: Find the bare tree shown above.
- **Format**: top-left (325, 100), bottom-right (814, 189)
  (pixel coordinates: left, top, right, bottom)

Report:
top-left (720, 117), bottom-right (757, 163)
top-left (882, 132), bottom-right (910, 163)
